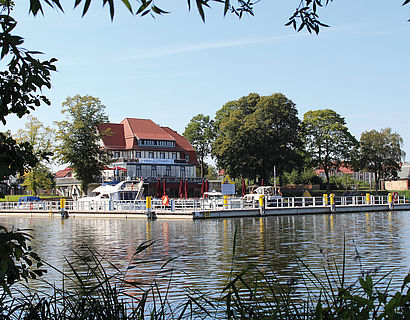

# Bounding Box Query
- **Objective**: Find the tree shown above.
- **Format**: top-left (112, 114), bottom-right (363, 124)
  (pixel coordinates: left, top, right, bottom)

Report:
top-left (25, 1), bottom-right (410, 32)
top-left (0, 132), bottom-right (38, 181)
top-left (302, 109), bottom-right (357, 192)
top-left (55, 95), bottom-right (111, 194)
top-left (0, 2), bottom-right (55, 184)
top-left (21, 164), bottom-right (54, 196)
top-left (13, 116), bottom-right (55, 195)
top-left (183, 114), bottom-right (214, 178)
top-left (357, 128), bottom-right (405, 192)
top-left (14, 116), bottom-right (55, 157)
top-left (213, 93), bottom-right (303, 184)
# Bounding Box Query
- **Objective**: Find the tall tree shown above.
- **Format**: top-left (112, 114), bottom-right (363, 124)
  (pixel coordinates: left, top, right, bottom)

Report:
top-left (14, 116), bottom-right (55, 195)
top-left (303, 109), bottom-right (357, 192)
top-left (55, 95), bottom-right (111, 194)
top-left (213, 93), bottom-right (302, 183)
top-left (183, 114), bottom-right (215, 178)
top-left (14, 116), bottom-right (55, 157)
top-left (357, 128), bottom-right (405, 192)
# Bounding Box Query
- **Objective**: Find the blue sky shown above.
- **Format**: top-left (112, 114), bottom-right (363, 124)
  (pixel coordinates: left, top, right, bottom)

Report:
top-left (5, 1), bottom-right (410, 164)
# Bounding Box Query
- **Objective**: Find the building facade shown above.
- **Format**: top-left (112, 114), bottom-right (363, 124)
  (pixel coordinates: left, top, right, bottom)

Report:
top-left (315, 165), bottom-right (376, 187)
top-left (384, 162), bottom-right (410, 191)
top-left (56, 118), bottom-right (202, 197)
top-left (99, 118), bottom-right (198, 180)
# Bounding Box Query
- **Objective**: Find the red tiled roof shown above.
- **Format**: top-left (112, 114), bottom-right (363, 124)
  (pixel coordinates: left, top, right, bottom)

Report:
top-left (161, 127), bottom-right (195, 151)
top-left (98, 123), bottom-right (125, 149)
top-left (55, 167), bottom-right (71, 178)
top-left (122, 118), bottom-right (175, 141)
top-left (98, 119), bottom-right (196, 161)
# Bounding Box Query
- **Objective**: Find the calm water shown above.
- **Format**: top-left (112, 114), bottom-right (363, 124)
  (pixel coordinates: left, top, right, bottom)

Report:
top-left (1, 211), bottom-right (410, 300)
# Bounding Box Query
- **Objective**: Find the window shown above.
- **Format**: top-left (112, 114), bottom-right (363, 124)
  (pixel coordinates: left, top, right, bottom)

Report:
top-left (114, 151), bottom-right (120, 158)
top-left (185, 154), bottom-right (189, 161)
top-left (136, 165), bottom-right (141, 177)
top-left (136, 151), bottom-right (141, 158)
top-left (149, 152), bottom-right (154, 158)
top-left (166, 166), bottom-right (171, 176)
top-left (172, 153), bottom-right (177, 159)
top-left (160, 152), bottom-right (165, 159)
top-left (151, 165), bottom-right (157, 177)
top-left (180, 166), bottom-right (185, 178)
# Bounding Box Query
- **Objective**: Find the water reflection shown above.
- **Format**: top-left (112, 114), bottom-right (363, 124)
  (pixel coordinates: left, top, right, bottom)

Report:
top-left (1, 211), bottom-right (409, 299)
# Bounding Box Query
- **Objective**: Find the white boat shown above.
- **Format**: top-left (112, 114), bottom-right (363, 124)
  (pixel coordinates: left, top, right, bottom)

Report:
top-left (243, 186), bottom-right (282, 204)
top-left (78, 180), bottom-right (144, 205)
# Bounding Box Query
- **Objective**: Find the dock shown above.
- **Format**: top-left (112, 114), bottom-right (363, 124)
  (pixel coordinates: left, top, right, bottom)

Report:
top-left (0, 194), bottom-right (409, 219)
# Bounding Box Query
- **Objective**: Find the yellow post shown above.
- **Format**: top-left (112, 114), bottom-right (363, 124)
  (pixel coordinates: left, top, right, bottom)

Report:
top-left (259, 195), bottom-right (264, 207)
top-left (146, 196), bottom-right (152, 209)
top-left (323, 194), bottom-right (328, 205)
top-left (60, 198), bottom-right (66, 209)
top-left (330, 194), bottom-right (336, 212)
top-left (366, 193), bottom-right (370, 205)
top-left (223, 195), bottom-right (229, 208)
top-left (388, 193), bottom-right (393, 209)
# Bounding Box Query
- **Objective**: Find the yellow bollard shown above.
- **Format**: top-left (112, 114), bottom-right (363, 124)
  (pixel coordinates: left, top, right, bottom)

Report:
top-left (146, 196), bottom-right (152, 209)
top-left (259, 195), bottom-right (264, 207)
top-left (223, 195), bottom-right (229, 208)
top-left (330, 194), bottom-right (335, 212)
top-left (366, 193), bottom-right (370, 205)
top-left (388, 193), bottom-right (393, 209)
top-left (259, 195), bottom-right (265, 215)
top-left (60, 198), bottom-right (66, 209)
top-left (323, 194), bottom-right (328, 205)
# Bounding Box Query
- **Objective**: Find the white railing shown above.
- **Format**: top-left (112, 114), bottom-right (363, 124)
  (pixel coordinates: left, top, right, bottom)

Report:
top-left (0, 195), bottom-right (406, 214)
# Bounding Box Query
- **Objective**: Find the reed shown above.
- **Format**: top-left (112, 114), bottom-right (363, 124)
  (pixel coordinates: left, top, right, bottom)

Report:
top-left (0, 240), bottom-right (409, 319)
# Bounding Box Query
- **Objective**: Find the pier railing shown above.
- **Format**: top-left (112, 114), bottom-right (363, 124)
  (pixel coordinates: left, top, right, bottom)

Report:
top-left (0, 194), bottom-right (407, 214)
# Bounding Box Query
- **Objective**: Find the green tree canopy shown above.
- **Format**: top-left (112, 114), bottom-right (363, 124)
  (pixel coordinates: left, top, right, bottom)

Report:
top-left (14, 116), bottom-right (55, 195)
top-left (183, 114), bottom-right (214, 178)
top-left (0, 132), bottom-right (38, 181)
top-left (21, 164), bottom-right (54, 196)
top-left (357, 128), bottom-right (405, 191)
top-left (213, 93), bottom-right (303, 184)
top-left (302, 109), bottom-right (357, 192)
top-left (55, 95), bottom-right (111, 194)
top-left (14, 115), bottom-right (54, 161)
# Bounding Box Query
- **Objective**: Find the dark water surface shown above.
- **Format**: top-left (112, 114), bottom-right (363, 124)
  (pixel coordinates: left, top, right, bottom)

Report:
top-left (1, 211), bottom-right (409, 300)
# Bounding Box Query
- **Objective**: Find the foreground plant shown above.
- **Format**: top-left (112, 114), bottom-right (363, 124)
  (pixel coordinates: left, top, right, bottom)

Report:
top-left (0, 236), bottom-right (409, 319)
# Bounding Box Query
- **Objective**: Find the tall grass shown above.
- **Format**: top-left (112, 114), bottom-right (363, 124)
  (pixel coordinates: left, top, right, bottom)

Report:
top-left (1, 240), bottom-right (409, 319)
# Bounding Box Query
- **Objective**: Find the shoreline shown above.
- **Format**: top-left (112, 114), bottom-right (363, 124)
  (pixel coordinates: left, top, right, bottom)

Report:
top-left (1, 202), bottom-right (410, 219)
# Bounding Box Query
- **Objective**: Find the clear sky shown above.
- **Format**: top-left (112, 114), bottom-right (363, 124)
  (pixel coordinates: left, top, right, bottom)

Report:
top-left (4, 1), bottom-right (410, 166)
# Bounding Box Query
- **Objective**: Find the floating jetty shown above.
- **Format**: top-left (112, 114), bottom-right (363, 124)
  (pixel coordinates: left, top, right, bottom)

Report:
top-left (0, 194), bottom-right (409, 219)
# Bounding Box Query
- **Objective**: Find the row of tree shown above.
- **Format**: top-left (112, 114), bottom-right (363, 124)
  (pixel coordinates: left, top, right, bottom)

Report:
top-left (183, 93), bottom-right (405, 192)
top-left (8, 95), bottom-right (111, 196)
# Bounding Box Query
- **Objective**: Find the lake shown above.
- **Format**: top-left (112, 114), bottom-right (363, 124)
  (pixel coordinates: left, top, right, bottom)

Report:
top-left (1, 211), bottom-right (409, 302)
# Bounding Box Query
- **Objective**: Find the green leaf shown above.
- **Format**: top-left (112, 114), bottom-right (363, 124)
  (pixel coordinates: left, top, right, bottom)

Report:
top-left (121, 0), bottom-right (132, 13)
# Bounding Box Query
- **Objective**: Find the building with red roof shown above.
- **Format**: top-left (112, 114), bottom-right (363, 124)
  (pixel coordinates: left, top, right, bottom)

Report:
top-left (315, 164), bottom-right (376, 188)
top-left (97, 118), bottom-right (200, 197)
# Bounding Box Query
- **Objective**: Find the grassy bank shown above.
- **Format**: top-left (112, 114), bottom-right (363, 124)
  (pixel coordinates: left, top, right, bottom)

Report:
top-left (0, 195), bottom-right (63, 202)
